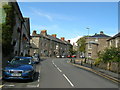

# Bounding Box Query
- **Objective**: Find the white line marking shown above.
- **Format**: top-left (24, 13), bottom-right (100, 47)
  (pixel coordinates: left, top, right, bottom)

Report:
top-left (38, 79), bottom-right (40, 82)
top-left (54, 64), bottom-right (57, 67)
top-left (57, 67), bottom-right (62, 72)
top-left (37, 84), bottom-right (39, 87)
top-left (63, 74), bottom-right (74, 87)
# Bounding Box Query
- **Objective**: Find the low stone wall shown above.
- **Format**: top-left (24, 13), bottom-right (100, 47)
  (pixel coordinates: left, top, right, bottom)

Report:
top-left (73, 58), bottom-right (120, 74)
top-left (98, 62), bottom-right (120, 73)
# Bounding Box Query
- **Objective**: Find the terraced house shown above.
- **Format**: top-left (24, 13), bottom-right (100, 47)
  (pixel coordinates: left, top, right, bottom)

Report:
top-left (107, 32), bottom-right (120, 48)
top-left (30, 30), bottom-right (72, 57)
top-left (1, 1), bottom-right (30, 56)
top-left (85, 31), bottom-right (111, 59)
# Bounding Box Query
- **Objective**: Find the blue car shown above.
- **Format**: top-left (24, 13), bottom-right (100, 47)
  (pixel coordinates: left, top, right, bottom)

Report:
top-left (3, 56), bottom-right (36, 81)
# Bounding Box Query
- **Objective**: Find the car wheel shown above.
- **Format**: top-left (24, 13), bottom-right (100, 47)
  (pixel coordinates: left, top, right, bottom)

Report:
top-left (30, 74), bottom-right (34, 82)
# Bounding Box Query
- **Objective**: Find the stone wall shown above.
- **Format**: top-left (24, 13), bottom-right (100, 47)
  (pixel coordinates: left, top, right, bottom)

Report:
top-left (98, 62), bottom-right (120, 73)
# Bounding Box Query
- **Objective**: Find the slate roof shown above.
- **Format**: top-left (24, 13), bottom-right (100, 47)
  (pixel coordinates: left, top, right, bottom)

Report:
top-left (31, 34), bottom-right (71, 45)
top-left (90, 34), bottom-right (111, 38)
top-left (107, 32), bottom-right (120, 41)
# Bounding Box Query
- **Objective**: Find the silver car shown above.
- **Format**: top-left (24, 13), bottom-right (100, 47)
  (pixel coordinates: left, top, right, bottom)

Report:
top-left (32, 56), bottom-right (40, 64)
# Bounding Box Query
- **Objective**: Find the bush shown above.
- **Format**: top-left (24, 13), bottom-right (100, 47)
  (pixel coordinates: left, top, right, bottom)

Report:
top-left (98, 47), bottom-right (120, 63)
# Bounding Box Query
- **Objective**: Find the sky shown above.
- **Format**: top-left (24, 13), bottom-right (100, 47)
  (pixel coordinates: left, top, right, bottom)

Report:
top-left (18, 2), bottom-right (118, 44)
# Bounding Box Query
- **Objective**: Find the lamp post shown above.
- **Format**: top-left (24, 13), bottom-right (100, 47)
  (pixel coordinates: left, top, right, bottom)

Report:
top-left (86, 27), bottom-right (90, 63)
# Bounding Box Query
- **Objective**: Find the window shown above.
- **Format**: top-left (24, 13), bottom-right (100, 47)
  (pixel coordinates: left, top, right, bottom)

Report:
top-left (115, 39), bottom-right (118, 47)
top-left (88, 44), bottom-right (92, 49)
top-left (88, 53), bottom-right (92, 57)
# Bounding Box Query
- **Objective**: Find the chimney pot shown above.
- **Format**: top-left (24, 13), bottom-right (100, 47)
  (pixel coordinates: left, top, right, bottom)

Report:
top-left (61, 37), bottom-right (65, 41)
top-left (52, 34), bottom-right (57, 38)
top-left (68, 40), bottom-right (70, 43)
top-left (32, 30), bottom-right (37, 35)
top-left (40, 30), bottom-right (47, 36)
top-left (100, 31), bottom-right (104, 34)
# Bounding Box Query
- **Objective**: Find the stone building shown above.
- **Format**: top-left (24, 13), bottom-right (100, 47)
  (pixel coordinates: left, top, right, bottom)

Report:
top-left (30, 30), bottom-right (72, 57)
top-left (1, 1), bottom-right (30, 56)
top-left (85, 31), bottom-right (111, 59)
top-left (107, 32), bottom-right (120, 48)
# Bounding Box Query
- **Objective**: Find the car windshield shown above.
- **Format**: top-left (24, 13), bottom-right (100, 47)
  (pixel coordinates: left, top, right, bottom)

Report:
top-left (33, 56), bottom-right (38, 58)
top-left (10, 57), bottom-right (32, 65)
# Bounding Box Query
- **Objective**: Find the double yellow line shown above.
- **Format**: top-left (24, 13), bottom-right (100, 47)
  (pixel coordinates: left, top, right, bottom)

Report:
top-left (69, 62), bottom-right (120, 84)
top-left (0, 85), bottom-right (4, 88)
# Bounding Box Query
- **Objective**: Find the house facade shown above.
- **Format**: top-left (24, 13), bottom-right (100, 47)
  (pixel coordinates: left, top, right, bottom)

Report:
top-left (107, 32), bottom-right (120, 48)
top-left (85, 31), bottom-right (111, 59)
top-left (2, 1), bottom-right (30, 56)
top-left (30, 30), bottom-right (72, 57)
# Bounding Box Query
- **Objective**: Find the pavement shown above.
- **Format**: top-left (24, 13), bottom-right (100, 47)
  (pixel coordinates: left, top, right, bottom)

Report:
top-left (70, 58), bottom-right (120, 84)
top-left (0, 58), bottom-right (119, 88)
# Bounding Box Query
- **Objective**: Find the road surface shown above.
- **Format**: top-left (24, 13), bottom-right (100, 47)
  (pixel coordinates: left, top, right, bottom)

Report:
top-left (2, 58), bottom-right (119, 88)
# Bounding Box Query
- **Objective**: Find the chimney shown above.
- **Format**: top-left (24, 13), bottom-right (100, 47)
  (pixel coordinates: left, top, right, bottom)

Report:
top-left (40, 30), bottom-right (47, 36)
top-left (100, 31), bottom-right (104, 34)
top-left (61, 37), bottom-right (65, 41)
top-left (32, 30), bottom-right (37, 36)
top-left (68, 40), bottom-right (70, 43)
top-left (95, 33), bottom-right (97, 35)
top-left (52, 34), bottom-right (57, 38)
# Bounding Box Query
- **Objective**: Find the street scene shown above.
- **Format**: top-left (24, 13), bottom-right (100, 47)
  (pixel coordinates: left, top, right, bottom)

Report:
top-left (0, 0), bottom-right (120, 89)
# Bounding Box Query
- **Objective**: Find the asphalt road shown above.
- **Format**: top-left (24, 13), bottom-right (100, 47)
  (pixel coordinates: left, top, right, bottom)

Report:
top-left (2, 58), bottom-right (119, 88)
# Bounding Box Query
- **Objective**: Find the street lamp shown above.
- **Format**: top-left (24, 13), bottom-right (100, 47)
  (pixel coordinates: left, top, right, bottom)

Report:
top-left (86, 27), bottom-right (90, 63)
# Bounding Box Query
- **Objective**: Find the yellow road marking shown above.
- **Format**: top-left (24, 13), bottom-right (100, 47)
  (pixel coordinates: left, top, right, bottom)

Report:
top-left (69, 62), bottom-right (120, 84)
top-left (0, 85), bottom-right (4, 88)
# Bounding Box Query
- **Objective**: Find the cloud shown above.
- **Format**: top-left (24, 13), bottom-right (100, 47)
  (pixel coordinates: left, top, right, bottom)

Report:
top-left (68, 36), bottom-right (82, 45)
top-left (30, 8), bottom-right (53, 22)
top-left (29, 7), bottom-right (76, 22)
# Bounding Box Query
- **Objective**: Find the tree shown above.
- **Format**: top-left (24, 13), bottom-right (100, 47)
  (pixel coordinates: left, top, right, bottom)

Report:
top-left (98, 47), bottom-right (120, 63)
top-left (69, 48), bottom-right (77, 55)
top-left (76, 36), bottom-right (89, 53)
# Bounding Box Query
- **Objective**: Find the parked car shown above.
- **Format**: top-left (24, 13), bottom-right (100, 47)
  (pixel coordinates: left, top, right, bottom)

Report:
top-left (61, 55), bottom-right (65, 58)
top-left (32, 55), bottom-right (40, 64)
top-left (3, 56), bottom-right (36, 81)
top-left (56, 55), bottom-right (61, 58)
top-left (72, 55), bottom-right (76, 58)
top-left (67, 55), bottom-right (71, 58)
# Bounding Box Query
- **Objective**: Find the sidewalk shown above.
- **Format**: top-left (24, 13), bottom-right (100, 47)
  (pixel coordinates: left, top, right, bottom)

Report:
top-left (70, 58), bottom-right (120, 83)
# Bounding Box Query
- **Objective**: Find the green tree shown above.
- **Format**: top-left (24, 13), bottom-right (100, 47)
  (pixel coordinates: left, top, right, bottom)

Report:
top-left (69, 48), bottom-right (77, 55)
top-left (99, 47), bottom-right (120, 63)
top-left (76, 36), bottom-right (88, 53)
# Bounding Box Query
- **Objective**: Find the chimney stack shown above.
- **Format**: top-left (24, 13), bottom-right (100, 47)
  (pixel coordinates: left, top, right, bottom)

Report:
top-left (40, 30), bottom-right (47, 36)
top-left (95, 33), bottom-right (97, 35)
top-left (100, 31), bottom-right (104, 34)
top-left (52, 34), bottom-right (57, 38)
top-left (61, 37), bottom-right (65, 41)
top-left (68, 40), bottom-right (70, 43)
top-left (32, 30), bottom-right (37, 36)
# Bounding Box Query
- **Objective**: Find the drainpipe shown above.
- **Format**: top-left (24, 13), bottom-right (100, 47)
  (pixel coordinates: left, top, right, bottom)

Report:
top-left (18, 21), bottom-right (23, 56)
